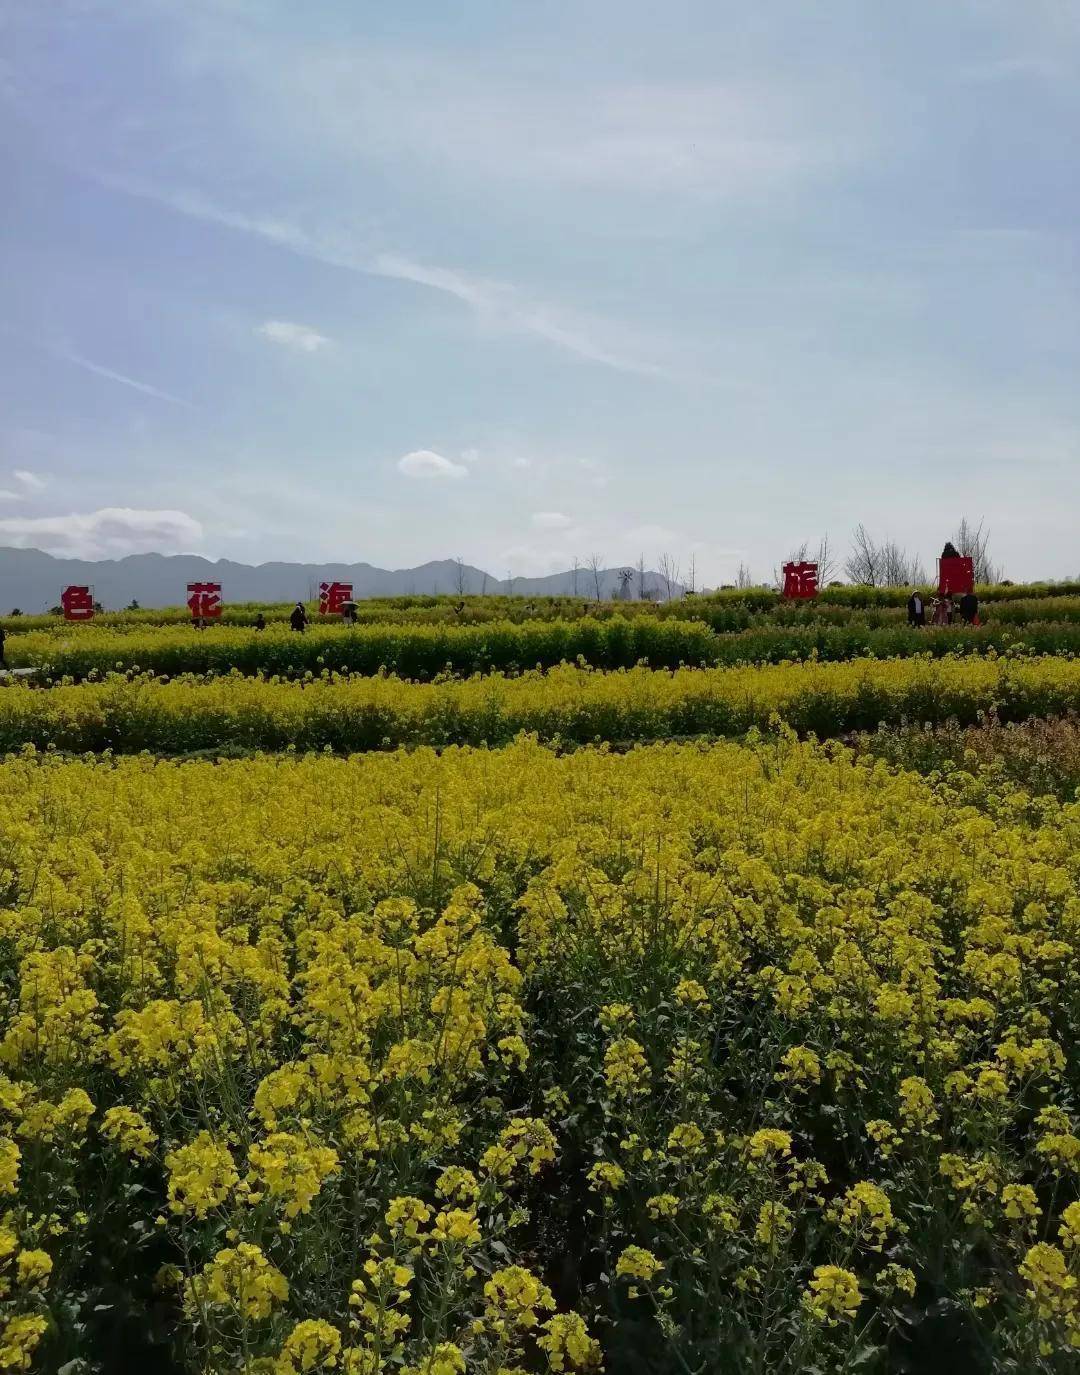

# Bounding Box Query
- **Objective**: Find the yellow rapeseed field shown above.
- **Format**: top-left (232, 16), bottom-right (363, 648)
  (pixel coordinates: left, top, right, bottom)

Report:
top-left (1, 653), bottom-right (1080, 753)
top-left (0, 736), bottom-right (1077, 1371)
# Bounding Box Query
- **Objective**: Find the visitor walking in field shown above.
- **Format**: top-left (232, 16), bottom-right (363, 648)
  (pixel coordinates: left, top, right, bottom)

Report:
top-left (289, 602), bottom-right (308, 633)
top-left (907, 590), bottom-right (925, 627)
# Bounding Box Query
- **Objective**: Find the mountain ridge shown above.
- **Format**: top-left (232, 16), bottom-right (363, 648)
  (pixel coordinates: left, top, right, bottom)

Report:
top-left (0, 547), bottom-right (679, 611)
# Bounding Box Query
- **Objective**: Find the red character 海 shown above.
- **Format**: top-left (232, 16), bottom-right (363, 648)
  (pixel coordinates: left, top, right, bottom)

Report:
top-left (318, 581), bottom-right (354, 616)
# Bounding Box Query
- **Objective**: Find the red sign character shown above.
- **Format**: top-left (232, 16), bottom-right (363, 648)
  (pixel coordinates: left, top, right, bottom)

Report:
top-left (187, 582), bottom-right (223, 620)
top-left (938, 557), bottom-right (974, 597)
top-left (61, 585), bottom-right (95, 621)
top-left (318, 581), bottom-right (354, 616)
top-left (782, 561), bottom-right (819, 600)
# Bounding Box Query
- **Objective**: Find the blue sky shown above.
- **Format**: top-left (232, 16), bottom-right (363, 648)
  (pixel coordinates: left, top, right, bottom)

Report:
top-left (1, 0), bottom-right (1077, 584)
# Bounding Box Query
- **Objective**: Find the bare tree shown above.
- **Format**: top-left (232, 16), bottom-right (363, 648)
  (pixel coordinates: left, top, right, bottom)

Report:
top-left (657, 553), bottom-right (681, 602)
top-left (952, 517), bottom-right (1002, 584)
top-left (773, 542), bottom-right (808, 590)
top-left (453, 557), bottom-right (468, 596)
top-left (637, 553), bottom-right (647, 601)
top-left (844, 524), bottom-right (882, 586)
top-left (736, 562), bottom-right (755, 590)
top-left (570, 557), bottom-right (580, 598)
top-left (880, 540), bottom-right (914, 588)
top-left (909, 556), bottom-right (928, 586)
top-left (815, 535), bottom-right (838, 586)
top-left (685, 553), bottom-right (698, 595)
top-left (586, 553), bottom-right (605, 603)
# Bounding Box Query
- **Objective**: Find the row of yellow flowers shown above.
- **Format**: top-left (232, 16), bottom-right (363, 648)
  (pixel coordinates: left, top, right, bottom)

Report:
top-left (0, 735), bottom-right (1077, 1370)
top-left (1, 653), bottom-right (1080, 753)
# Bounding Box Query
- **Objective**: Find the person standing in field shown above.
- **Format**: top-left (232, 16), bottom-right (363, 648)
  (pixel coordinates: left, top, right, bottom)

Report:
top-left (931, 596), bottom-right (952, 627)
top-left (254, 613), bottom-right (267, 631)
top-left (289, 602), bottom-right (308, 633)
top-left (959, 591), bottom-right (979, 625)
top-left (907, 589), bottom-right (925, 627)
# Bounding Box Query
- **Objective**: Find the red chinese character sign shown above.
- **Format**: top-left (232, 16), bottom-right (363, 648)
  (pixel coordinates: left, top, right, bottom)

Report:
top-left (938, 556), bottom-right (974, 597)
top-left (318, 581), bottom-right (353, 616)
top-left (187, 582), bottom-right (222, 621)
top-left (61, 586), bottom-right (95, 621)
top-left (782, 561), bottom-right (819, 600)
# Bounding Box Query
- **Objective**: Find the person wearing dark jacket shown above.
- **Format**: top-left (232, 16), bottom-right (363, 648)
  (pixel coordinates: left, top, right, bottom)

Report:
top-left (254, 613), bottom-right (267, 631)
top-left (907, 590), bottom-right (926, 627)
top-left (959, 591), bottom-right (979, 625)
top-left (289, 602), bottom-right (308, 633)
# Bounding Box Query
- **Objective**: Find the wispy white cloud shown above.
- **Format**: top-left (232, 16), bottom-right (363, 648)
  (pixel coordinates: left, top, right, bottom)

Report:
top-left (531, 511), bottom-right (573, 530)
top-left (54, 348), bottom-right (192, 406)
top-left (257, 320), bottom-right (330, 352)
top-left (103, 178), bottom-right (668, 377)
top-left (13, 469), bottom-right (46, 492)
top-left (277, 43), bottom-right (859, 197)
top-left (371, 252), bottom-right (667, 376)
top-left (397, 449), bottom-right (468, 480)
top-left (0, 507), bottom-right (203, 558)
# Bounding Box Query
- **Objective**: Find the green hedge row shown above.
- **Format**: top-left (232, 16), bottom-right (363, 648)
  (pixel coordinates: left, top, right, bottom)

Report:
top-left (3, 581), bottom-right (1079, 635)
top-left (13, 615), bottom-right (1080, 680)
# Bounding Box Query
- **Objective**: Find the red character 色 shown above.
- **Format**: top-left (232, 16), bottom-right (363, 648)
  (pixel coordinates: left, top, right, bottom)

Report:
top-left (61, 586), bottom-right (95, 621)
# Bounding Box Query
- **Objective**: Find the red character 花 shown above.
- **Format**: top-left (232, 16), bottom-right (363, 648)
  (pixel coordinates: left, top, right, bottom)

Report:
top-left (187, 582), bottom-right (222, 620)
top-left (318, 581), bottom-right (353, 616)
top-left (61, 586), bottom-right (95, 621)
top-left (782, 561), bottom-right (818, 599)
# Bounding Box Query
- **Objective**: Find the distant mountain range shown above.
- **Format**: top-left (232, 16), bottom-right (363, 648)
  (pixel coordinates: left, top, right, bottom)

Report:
top-left (0, 548), bottom-right (681, 612)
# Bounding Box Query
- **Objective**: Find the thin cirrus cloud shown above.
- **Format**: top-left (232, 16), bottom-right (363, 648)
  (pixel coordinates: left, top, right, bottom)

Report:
top-left (50, 346), bottom-right (192, 407)
top-left (100, 180), bottom-right (667, 378)
top-left (257, 320), bottom-right (330, 353)
top-left (396, 450), bottom-right (469, 480)
top-left (0, 507), bottom-right (204, 559)
top-left (531, 511), bottom-right (574, 530)
top-left (0, 470), bottom-right (48, 502)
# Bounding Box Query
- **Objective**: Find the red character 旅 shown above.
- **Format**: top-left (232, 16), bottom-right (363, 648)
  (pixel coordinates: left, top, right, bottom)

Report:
top-left (782, 561), bottom-right (819, 600)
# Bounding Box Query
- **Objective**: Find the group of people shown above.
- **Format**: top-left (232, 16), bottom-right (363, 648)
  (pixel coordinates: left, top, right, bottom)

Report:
top-left (907, 589), bottom-right (980, 628)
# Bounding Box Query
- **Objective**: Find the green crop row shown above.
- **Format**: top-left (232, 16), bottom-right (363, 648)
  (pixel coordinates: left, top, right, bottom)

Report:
top-left (3, 580), bottom-right (1079, 635)
top-left (12, 615), bottom-right (1080, 681)
top-left (2, 654), bottom-right (1079, 754)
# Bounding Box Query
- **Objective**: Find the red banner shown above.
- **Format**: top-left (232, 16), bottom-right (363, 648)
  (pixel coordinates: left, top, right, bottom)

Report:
top-left (318, 581), bottom-right (353, 616)
top-left (938, 557), bottom-right (974, 596)
top-left (61, 586), bottom-right (95, 621)
top-left (782, 561), bottom-right (818, 599)
top-left (187, 582), bottom-right (223, 620)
